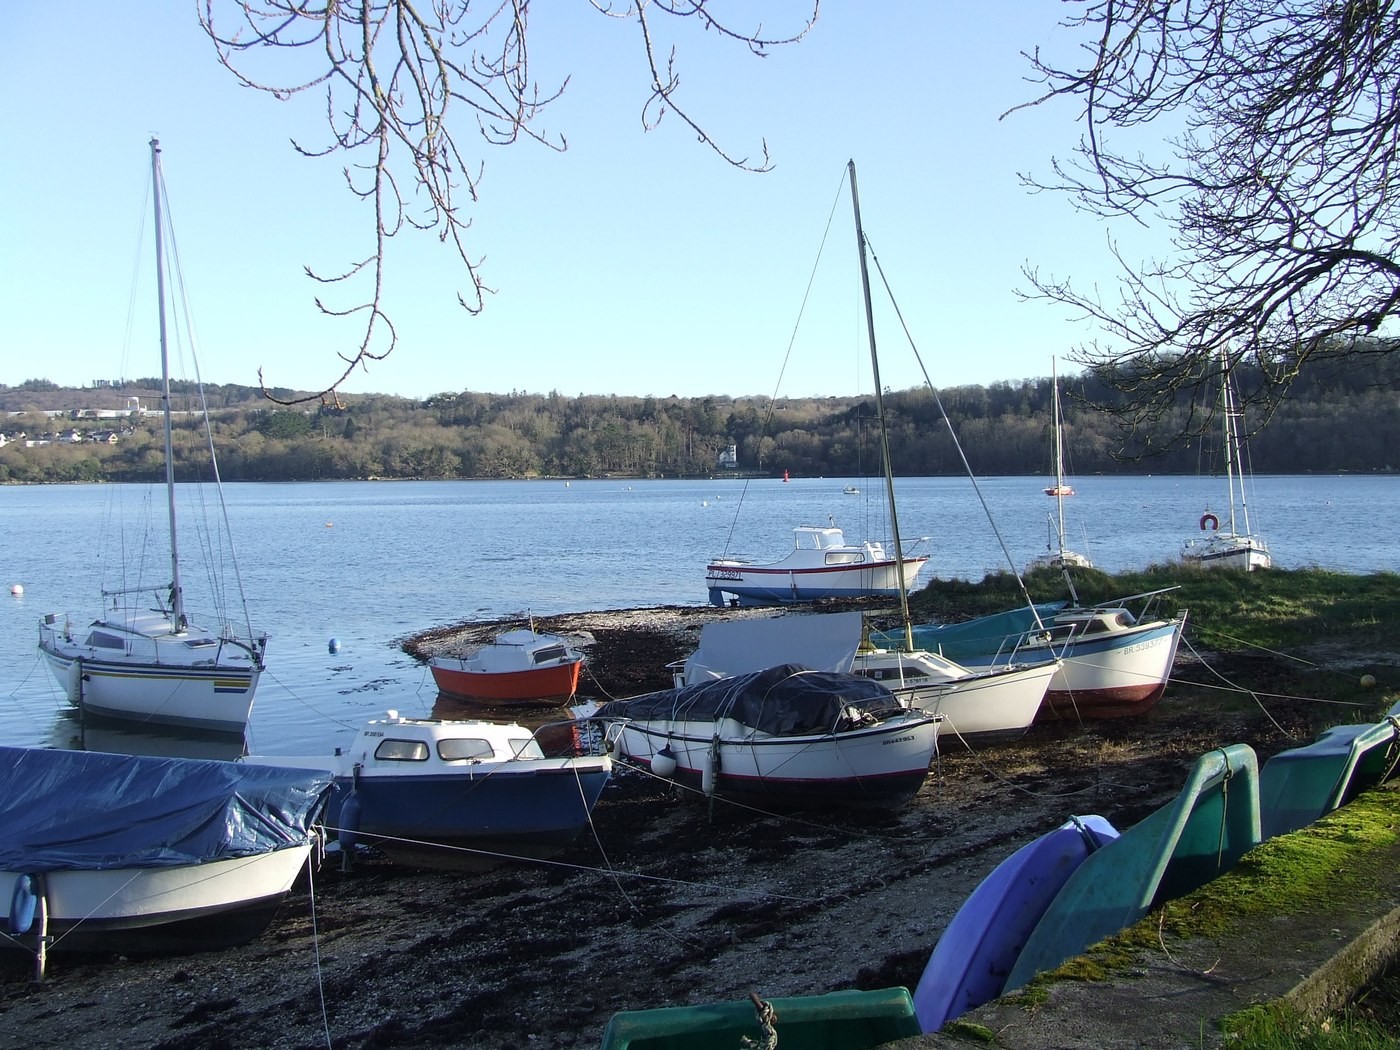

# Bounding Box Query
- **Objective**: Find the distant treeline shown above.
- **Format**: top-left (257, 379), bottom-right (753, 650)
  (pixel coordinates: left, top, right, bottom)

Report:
top-left (2, 355), bottom-right (1398, 484)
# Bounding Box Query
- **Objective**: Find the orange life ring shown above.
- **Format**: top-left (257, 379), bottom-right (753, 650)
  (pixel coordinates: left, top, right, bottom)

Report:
top-left (1200, 512), bottom-right (1220, 532)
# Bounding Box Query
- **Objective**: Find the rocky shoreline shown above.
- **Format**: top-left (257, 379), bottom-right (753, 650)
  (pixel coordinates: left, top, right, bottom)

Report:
top-left (0, 605), bottom-right (1373, 1050)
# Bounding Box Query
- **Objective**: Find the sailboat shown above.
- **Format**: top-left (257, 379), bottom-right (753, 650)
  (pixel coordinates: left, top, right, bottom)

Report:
top-left (37, 140), bottom-right (268, 735)
top-left (1181, 359), bottom-right (1272, 571)
top-left (831, 162), bottom-right (1059, 735)
top-left (1028, 357), bottom-right (1092, 572)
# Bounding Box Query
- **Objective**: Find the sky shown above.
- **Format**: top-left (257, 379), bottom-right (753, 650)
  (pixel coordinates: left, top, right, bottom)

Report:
top-left (1, 4), bottom-right (1165, 401)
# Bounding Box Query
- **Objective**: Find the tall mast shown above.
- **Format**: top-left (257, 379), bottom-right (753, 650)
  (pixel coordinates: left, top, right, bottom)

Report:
top-left (848, 160), bottom-right (914, 650)
top-left (150, 137), bottom-right (185, 631)
top-left (1051, 357), bottom-right (1067, 553)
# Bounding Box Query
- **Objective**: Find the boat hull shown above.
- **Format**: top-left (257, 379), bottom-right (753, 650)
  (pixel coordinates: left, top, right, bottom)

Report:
top-left (607, 714), bottom-right (938, 809)
top-left (37, 632), bottom-right (259, 734)
top-left (1036, 618), bottom-right (1184, 719)
top-left (429, 658), bottom-right (582, 703)
top-left (705, 555), bottom-right (929, 607)
top-left (1183, 532), bottom-right (1272, 571)
top-left (323, 760), bottom-right (612, 865)
top-left (1, 844), bottom-right (311, 955)
top-left (913, 815), bottom-right (1119, 1032)
top-left (892, 661), bottom-right (1059, 738)
top-left (944, 616), bottom-right (1185, 720)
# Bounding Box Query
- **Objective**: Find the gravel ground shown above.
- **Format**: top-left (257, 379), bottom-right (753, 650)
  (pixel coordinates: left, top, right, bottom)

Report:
top-left (0, 604), bottom-right (1380, 1050)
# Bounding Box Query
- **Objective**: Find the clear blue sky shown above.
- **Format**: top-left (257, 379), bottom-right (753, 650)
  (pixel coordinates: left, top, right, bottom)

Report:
top-left (1, 5), bottom-right (1158, 400)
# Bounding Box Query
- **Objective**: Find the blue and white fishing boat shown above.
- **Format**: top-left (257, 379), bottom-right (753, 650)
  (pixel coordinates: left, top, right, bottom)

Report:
top-left (880, 591), bottom-right (1186, 720)
top-left (252, 711), bottom-right (612, 867)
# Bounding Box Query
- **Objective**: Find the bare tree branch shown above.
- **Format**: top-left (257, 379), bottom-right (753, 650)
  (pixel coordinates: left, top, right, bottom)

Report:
top-left (1008, 0), bottom-right (1400, 445)
top-left (200, 0), bottom-right (819, 403)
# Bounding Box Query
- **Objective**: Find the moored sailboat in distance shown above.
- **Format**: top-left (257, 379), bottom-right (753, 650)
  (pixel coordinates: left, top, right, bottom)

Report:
top-left (1182, 357), bottom-right (1272, 571)
top-left (1028, 357), bottom-right (1091, 573)
top-left (37, 139), bottom-right (267, 735)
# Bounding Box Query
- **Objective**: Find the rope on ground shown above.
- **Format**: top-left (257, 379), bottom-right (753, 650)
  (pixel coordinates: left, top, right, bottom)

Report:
top-left (1176, 634), bottom-right (1370, 739)
top-left (305, 854), bottom-right (334, 1050)
top-left (937, 719), bottom-right (1139, 798)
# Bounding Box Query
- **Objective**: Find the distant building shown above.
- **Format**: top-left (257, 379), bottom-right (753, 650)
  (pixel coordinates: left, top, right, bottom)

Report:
top-left (716, 443), bottom-right (738, 469)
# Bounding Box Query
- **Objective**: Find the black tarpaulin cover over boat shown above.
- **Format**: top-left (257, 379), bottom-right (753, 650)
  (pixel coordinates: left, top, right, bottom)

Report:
top-left (0, 747), bottom-right (332, 872)
top-left (596, 663), bottom-right (903, 736)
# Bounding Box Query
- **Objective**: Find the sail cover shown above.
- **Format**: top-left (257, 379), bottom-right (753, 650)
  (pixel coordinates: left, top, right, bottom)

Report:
top-left (678, 611), bottom-right (863, 685)
top-left (597, 663), bottom-right (903, 737)
top-left (874, 602), bottom-right (1069, 662)
top-left (0, 747), bottom-right (332, 871)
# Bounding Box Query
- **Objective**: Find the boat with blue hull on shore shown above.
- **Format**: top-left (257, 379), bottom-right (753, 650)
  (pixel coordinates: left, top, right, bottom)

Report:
top-left (250, 712), bottom-right (612, 868)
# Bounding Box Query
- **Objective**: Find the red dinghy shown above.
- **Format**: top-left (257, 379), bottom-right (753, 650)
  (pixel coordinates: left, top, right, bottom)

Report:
top-left (429, 629), bottom-right (584, 704)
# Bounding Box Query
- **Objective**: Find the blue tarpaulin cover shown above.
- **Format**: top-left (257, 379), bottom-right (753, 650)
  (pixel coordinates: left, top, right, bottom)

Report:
top-left (0, 747), bottom-right (332, 872)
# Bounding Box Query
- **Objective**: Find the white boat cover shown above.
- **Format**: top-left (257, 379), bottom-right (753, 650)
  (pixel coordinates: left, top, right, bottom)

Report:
top-left (0, 747), bottom-right (332, 872)
top-left (597, 664), bottom-right (903, 737)
top-left (679, 611), bottom-right (864, 684)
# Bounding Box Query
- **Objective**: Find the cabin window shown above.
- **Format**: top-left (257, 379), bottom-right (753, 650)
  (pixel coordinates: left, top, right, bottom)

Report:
top-left (825, 551), bottom-right (864, 566)
top-left (374, 739), bottom-right (430, 762)
top-left (438, 738), bottom-right (496, 761)
top-left (1082, 620), bottom-right (1110, 636)
top-left (182, 637), bottom-right (219, 649)
top-left (510, 737), bottom-right (545, 759)
top-left (532, 646), bottom-right (568, 665)
top-left (85, 631), bottom-right (127, 650)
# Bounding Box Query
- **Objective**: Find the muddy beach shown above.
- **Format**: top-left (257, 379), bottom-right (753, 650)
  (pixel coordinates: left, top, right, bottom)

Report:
top-left (0, 603), bottom-right (1371, 1050)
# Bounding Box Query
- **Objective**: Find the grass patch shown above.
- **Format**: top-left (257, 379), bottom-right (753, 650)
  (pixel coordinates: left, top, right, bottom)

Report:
top-left (1225, 999), bottom-right (1400, 1048)
top-left (909, 566), bottom-right (1400, 658)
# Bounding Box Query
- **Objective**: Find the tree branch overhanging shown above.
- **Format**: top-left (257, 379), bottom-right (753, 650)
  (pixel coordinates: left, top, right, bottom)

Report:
top-left (200, 0), bottom-right (819, 404)
top-left (1009, 0), bottom-right (1400, 446)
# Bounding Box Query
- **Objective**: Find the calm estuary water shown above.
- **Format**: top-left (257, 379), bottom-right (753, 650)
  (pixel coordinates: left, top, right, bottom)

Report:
top-left (2, 474), bottom-right (1395, 755)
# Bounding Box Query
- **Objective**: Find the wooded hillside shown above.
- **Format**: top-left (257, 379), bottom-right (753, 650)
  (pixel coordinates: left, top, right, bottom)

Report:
top-left (3, 357), bottom-right (1397, 483)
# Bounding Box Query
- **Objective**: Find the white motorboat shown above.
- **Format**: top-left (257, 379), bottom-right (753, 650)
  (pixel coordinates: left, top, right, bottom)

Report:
top-left (37, 139), bottom-right (267, 734)
top-left (705, 523), bottom-right (928, 608)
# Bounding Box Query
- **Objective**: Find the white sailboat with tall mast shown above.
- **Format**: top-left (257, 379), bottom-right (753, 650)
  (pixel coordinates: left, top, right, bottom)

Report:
top-left (839, 161), bottom-right (1060, 736)
top-left (38, 139), bottom-right (268, 735)
top-left (1182, 358), bottom-right (1272, 571)
top-left (1028, 357), bottom-right (1092, 572)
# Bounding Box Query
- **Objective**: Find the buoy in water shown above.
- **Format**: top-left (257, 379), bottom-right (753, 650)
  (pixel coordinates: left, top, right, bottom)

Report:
top-left (1361, 673), bottom-right (1377, 688)
top-left (328, 637), bottom-right (341, 653)
top-left (9, 584), bottom-right (22, 596)
top-left (652, 745), bottom-right (678, 779)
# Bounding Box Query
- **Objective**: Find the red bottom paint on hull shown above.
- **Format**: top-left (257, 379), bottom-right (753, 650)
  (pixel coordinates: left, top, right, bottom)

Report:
top-left (430, 661), bottom-right (581, 703)
top-left (1036, 682), bottom-right (1169, 721)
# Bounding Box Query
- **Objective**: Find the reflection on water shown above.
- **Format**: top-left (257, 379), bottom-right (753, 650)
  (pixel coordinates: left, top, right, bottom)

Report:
top-left (48, 710), bottom-right (248, 762)
top-left (429, 693), bottom-right (571, 729)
